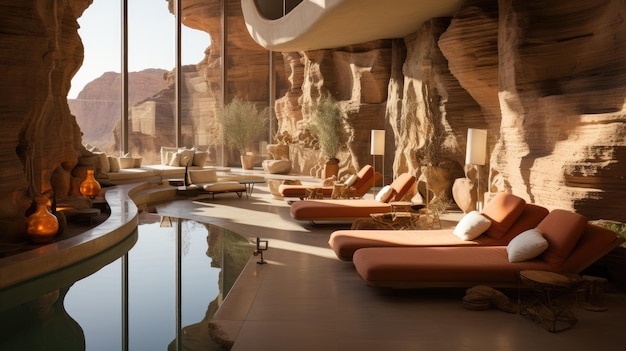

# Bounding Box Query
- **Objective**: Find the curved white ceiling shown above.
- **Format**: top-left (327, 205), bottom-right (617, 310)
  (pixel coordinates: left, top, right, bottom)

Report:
top-left (242, 0), bottom-right (464, 51)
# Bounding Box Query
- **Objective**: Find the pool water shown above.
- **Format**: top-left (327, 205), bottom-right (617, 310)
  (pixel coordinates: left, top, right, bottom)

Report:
top-left (0, 213), bottom-right (252, 350)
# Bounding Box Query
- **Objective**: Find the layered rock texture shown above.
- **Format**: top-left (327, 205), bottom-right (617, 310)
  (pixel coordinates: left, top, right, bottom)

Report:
top-left (0, 0), bottom-right (624, 242)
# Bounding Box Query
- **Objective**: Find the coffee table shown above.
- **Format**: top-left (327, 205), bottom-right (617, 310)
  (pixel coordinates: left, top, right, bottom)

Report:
top-left (237, 179), bottom-right (266, 198)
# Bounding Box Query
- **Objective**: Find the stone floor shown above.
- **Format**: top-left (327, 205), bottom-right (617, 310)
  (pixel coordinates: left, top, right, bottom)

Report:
top-left (153, 177), bottom-right (626, 351)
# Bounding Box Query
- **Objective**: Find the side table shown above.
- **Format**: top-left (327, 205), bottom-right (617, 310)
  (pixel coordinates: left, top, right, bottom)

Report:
top-left (519, 270), bottom-right (582, 332)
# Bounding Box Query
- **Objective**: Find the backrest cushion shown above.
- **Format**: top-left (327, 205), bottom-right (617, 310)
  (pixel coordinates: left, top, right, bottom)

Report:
top-left (352, 165), bottom-right (374, 190)
top-left (188, 169), bottom-right (218, 184)
top-left (389, 173), bottom-right (416, 201)
top-left (537, 209), bottom-right (587, 266)
top-left (481, 192), bottom-right (526, 239)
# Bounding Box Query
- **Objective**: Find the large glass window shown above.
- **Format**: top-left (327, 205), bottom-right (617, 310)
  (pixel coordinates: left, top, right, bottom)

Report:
top-left (70, 0), bottom-right (210, 165)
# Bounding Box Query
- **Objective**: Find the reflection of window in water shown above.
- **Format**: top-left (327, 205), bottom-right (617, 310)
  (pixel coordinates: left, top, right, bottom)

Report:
top-left (0, 216), bottom-right (252, 350)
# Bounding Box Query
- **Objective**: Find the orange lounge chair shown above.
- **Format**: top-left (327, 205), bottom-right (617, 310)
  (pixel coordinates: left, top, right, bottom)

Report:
top-left (289, 173), bottom-right (416, 222)
top-left (352, 210), bottom-right (624, 288)
top-left (329, 192), bottom-right (549, 260)
top-left (279, 164), bottom-right (381, 199)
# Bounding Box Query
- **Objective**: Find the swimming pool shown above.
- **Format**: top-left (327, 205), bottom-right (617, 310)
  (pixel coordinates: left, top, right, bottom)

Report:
top-left (0, 213), bottom-right (252, 350)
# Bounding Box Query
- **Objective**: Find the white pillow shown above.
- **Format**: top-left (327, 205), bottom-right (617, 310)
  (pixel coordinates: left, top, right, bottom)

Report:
top-left (178, 149), bottom-right (195, 166)
top-left (507, 228), bottom-right (549, 263)
top-left (375, 185), bottom-right (393, 203)
top-left (453, 211), bottom-right (492, 240)
top-left (169, 152), bottom-right (181, 166)
top-left (344, 174), bottom-right (358, 187)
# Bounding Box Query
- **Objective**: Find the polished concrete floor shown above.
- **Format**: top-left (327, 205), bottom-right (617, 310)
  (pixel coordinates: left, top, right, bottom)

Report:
top-left (154, 178), bottom-right (626, 351)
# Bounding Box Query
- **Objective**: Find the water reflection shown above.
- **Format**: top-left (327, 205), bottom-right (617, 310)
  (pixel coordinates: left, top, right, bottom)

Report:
top-left (0, 214), bottom-right (252, 350)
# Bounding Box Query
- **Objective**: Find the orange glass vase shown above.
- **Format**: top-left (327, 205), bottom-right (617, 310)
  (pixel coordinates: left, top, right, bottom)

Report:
top-left (27, 196), bottom-right (59, 243)
top-left (80, 169), bottom-right (101, 199)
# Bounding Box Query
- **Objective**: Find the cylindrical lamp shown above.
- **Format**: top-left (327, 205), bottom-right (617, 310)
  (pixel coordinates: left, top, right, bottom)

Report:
top-left (465, 128), bottom-right (487, 165)
top-left (370, 130), bottom-right (385, 156)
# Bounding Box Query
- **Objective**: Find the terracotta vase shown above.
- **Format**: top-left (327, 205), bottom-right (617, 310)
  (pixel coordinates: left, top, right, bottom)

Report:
top-left (323, 158), bottom-right (339, 179)
top-left (27, 196), bottom-right (59, 243)
top-left (240, 155), bottom-right (255, 170)
top-left (80, 169), bottom-right (101, 199)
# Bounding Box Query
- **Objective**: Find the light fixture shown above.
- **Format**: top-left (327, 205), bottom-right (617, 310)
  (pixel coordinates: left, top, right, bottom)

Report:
top-left (371, 130), bottom-right (385, 190)
top-left (465, 128), bottom-right (487, 211)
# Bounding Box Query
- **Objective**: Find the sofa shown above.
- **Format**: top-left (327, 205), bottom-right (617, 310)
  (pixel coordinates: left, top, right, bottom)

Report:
top-left (278, 164), bottom-right (381, 199)
top-left (329, 192), bottom-right (548, 260)
top-left (289, 173), bottom-right (416, 223)
top-left (350, 208), bottom-right (624, 288)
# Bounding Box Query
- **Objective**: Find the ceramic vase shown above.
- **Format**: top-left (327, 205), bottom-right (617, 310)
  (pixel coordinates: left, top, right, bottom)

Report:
top-left (80, 169), bottom-right (101, 198)
top-left (27, 196), bottom-right (59, 243)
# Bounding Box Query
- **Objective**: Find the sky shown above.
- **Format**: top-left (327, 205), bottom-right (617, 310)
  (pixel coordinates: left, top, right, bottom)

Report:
top-left (70, 0), bottom-right (211, 99)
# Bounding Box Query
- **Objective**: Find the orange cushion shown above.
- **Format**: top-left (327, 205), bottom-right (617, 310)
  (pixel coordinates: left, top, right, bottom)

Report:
top-left (290, 199), bottom-right (391, 220)
top-left (481, 193), bottom-right (526, 239)
top-left (352, 165), bottom-right (374, 190)
top-left (537, 209), bottom-right (587, 266)
top-left (388, 173), bottom-right (416, 201)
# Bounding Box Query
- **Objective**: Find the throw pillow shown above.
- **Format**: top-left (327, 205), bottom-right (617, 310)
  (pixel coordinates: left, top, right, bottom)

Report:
top-left (506, 228), bottom-right (549, 263)
top-left (178, 149), bottom-right (195, 166)
top-left (169, 152), bottom-right (181, 166)
top-left (453, 211), bottom-right (492, 240)
top-left (344, 174), bottom-right (358, 187)
top-left (375, 185), bottom-right (393, 203)
top-left (192, 152), bottom-right (209, 167)
top-left (108, 156), bottom-right (120, 172)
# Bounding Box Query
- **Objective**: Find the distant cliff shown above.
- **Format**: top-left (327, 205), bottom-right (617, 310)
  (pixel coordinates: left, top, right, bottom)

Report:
top-left (68, 69), bottom-right (170, 151)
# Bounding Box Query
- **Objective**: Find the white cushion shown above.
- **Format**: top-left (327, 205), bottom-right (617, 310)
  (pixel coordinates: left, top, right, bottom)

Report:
top-left (375, 185), bottom-right (393, 203)
top-left (160, 147), bottom-right (178, 165)
top-left (108, 156), bottom-right (120, 173)
top-left (118, 157), bottom-right (134, 169)
top-left (344, 174), bottom-right (358, 187)
top-left (169, 152), bottom-right (181, 166)
top-left (188, 169), bottom-right (218, 184)
top-left (507, 228), bottom-right (549, 263)
top-left (203, 182), bottom-right (245, 192)
top-left (192, 152), bottom-right (209, 166)
top-left (453, 211), bottom-right (492, 240)
top-left (178, 149), bottom-right (195, 166)
top-left (95, 152), bottom-right (110, 173)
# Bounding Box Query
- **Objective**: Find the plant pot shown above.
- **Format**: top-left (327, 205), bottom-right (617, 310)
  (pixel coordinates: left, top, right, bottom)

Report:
top-left (240, 155), bottom-right (255, 170)
top-left (323, 158), bottom-right (339, 179)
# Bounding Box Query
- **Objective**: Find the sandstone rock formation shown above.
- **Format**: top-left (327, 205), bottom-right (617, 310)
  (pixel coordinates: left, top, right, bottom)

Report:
top-left (1, 0), bottom-right (625, 244)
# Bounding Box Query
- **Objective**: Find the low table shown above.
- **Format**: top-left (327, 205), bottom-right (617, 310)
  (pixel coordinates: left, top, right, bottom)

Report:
top-left (237, 179), bottom-right (266, 198)
top-left (370, 212), bottom-right (420, 230)
top-left (519, 270), bottom-right (582, 332)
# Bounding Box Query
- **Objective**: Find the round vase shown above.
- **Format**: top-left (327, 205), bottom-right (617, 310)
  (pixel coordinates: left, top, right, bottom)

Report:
top-left (27, 196), bottom-right (59, 243)
top-left (80, 169), bottom-right (101, 199)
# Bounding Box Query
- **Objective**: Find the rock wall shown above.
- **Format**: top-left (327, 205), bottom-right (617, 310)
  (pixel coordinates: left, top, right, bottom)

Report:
top-left (0, 0), bottom-right (92, 242)
top-left (0, 0), bottom-right (624, 242)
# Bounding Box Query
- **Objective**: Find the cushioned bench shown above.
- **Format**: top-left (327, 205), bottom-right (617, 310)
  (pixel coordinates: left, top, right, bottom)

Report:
top-left (279, 164), bottom-right (380, 199)
top-left (329, 192), bottom-right (549, 260)
top-left (352, 210), bottom-right (624, 288)
top-left (289, 173), bottom-right (416, 223)
top-left (187, 169), bottom-right (247, 199)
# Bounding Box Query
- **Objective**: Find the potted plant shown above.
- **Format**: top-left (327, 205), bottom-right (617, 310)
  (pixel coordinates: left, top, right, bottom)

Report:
top-left (309, 93), bottom-right (344, 178)
top-left (217, 97), bottom-right (268, 169)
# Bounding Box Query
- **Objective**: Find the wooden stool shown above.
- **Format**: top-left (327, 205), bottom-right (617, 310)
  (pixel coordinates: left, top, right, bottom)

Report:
top-left (519, 270), bottom-right (582, 332)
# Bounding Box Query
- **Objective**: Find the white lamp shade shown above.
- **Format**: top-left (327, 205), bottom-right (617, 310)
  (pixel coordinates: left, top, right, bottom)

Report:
top-left (371, 130), bottom-right (385, 155)
top-left (465, 128), bottom-right (487, 165)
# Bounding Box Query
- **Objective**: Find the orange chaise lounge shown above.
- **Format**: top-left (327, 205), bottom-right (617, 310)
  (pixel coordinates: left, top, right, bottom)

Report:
top-left (329, 192), bottom-right (549, 260)
top-left (278, 164), bottom-right (381, 199)
top-left (289, 173), bottom-right (416, 223)
top-left (352, 209), bottom-right (624, 288)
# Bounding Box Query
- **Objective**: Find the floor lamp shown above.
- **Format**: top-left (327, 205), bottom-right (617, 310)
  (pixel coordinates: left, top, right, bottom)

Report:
top-left (371, 130), bottom-right (385, 192)
top-left (465, 128), bottom-right (487, 211)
